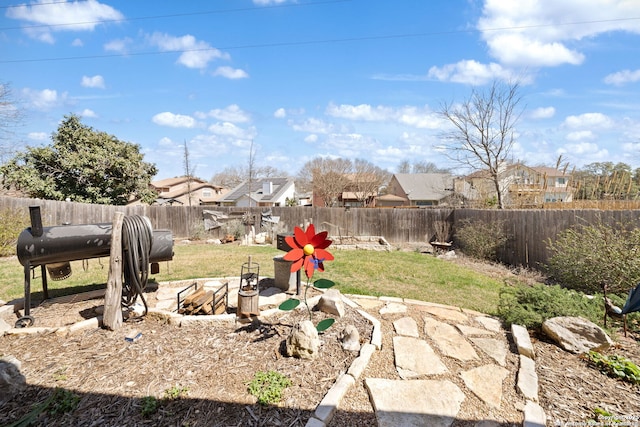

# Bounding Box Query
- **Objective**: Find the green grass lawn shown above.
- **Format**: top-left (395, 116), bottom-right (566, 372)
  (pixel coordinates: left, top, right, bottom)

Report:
top-left (0, 244), bottom-right (506, 315)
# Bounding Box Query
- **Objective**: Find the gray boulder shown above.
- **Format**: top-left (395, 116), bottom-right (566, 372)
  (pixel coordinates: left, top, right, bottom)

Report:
top-left (340, 324), bottom-right (361, 352)
top-left (285, 320), bottom-right (320, 359)
top-left (542, 316), bottom-right (613, 354)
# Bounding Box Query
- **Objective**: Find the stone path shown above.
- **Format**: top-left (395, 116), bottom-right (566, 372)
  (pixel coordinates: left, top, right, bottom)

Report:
top-left (341, 296), bottom-right (545, 427)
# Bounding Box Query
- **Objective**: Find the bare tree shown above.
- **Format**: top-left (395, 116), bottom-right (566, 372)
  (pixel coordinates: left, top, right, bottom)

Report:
top-left (397, 160), bottom-right (450, 174)
top-left (351, 158), bottom-right (390, 206)
top-left (183, 140), bottom-right (196, 206)
top-left (439, 80), bottom-right (524, 209)
top-left (0, 82), bottom-right (24, 163)
top-left (301, 157), bottom-right (352, 207)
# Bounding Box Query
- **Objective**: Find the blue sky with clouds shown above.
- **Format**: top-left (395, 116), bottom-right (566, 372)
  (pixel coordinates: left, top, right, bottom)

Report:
top-left (2, 0), bottom-right (640, 180)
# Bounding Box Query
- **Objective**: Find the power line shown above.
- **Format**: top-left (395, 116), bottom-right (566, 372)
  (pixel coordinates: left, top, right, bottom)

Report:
top-left (0, 0), bottom-right (71, 9)
top-left (1, 16), bottom-right (639, 65)
top-left (0, 0), bottom-right (351, 31)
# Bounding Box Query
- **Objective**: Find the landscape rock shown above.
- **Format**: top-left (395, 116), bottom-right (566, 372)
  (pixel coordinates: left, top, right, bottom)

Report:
top-left (542, 316), bottom-right (613, 354)
top-left (0, 356), bottom-right (26, 405)
top-left (316, 289), bottom-right (345, 317)
top-left (286, 320), bottom-right (320, 359)
top-left (339, 324), bottom-right (361, 351)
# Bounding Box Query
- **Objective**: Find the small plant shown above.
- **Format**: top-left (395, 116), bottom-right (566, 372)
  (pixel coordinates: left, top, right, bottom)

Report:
top-left (278, 224), bottom-right (335, 332)
top-left (53, 367), bottom-right (68, 382)
top-left (584, 351), bottom-right (640, 385)
top-left (140, 396), bottom-right (159, 418)
top-left (48, 388), bottom-right (80, 416)
top-left (454, 218), bottom-right (509, 261)
top-left (248, 370), bottom-right (292, 406)
top-left (164, 385), bottom-right (189, 400)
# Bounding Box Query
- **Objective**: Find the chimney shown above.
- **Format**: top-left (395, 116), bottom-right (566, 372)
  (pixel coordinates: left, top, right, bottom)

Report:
top-left (262, 181), bottom-right (273, 195)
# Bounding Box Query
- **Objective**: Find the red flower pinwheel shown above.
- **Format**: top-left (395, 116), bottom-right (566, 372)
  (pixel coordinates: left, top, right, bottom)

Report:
top-left (283, 224), bottom-right (334, 278)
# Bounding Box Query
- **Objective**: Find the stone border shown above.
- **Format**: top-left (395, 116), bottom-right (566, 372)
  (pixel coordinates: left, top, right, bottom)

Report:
top-left (2, 285), bottom-right (546, 427)
top-left (511, 324), bottom-right (547, 427)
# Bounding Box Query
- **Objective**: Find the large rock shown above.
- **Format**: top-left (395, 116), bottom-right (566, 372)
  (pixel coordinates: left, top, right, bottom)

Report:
top-left (0, 356), bottom-right (26, 405)
top-left (542, 316), bottom-right (613, 354)
top-left (285, 320), bottom-right (320, 359)
top-left (316, 289), bottom-right (345, 317)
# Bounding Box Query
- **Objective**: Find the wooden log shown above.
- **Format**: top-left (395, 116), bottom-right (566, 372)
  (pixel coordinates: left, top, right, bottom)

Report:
top-left (103, 212), bottom-right (125, 330)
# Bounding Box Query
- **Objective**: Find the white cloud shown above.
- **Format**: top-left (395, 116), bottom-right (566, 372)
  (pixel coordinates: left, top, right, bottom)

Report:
top-left (604, 69), bottom-right (640, 86)
top-left (208, 122), bottom-right (256, 140)
top-left (104, 37), bottom-right (132, 53)
top-left (152, 112), bottom-right (196, 128)
top-left (530, 106), bottom-right (555, 119)
top-left (71, 38), bottom-right (83, 47)
top-left (566, 130), bottom-right (594, 141)
top-left (81, 75), bottom-right (105, 89)
top-left (291, 118), bottom-right (334, 134)
top-left (200, 105), bottom-right (251, 123)
top-left (326, 103), bottom-right (441, 129)
top-left (477, 0), bottom-right (640, 68)
top-left (274, 108), bottom-right (286, 118)
top-left (147, 32), bottom-right (229, 69)
top-left (560, 142), bottom-right (604, 155)
top-left (6, 0), bottom-right (124, 42)
top-left (79, 108), bottom-right (97, 118)
top-left (21, 88), bottom-right (67, 110)
top-left (212, 66), bottom-right (249, 79)
top-left (28, 132), bottom-right (48, 141)
top-left (427, 60), bottom-right (521, 85)
top-left (563, 112), bottom-right (613, 129)
top-left (304, 134), bottom-right (318, 143)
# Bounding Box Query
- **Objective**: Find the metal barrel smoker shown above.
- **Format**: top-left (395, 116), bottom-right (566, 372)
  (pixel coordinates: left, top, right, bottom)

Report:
top-left (15, 206), bottom-right (174, 328)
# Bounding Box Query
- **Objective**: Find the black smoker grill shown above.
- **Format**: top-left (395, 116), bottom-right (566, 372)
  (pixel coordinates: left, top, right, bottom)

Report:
top-left (15, 206), bottom-right (174, 327)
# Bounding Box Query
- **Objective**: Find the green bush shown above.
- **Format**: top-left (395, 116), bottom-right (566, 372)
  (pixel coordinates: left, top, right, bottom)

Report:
top-left (498, 283), bottom-right (605, 329)
top-left (546, 217), bottom-right (640, 295)
top-left (0, 207), bottom-right (29, 257)
top-left (454, 218), bottom-right (509, 261)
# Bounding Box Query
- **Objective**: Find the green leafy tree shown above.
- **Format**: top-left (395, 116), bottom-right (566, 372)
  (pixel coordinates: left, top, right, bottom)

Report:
top-left (0, 114), bottom-right (158, 204)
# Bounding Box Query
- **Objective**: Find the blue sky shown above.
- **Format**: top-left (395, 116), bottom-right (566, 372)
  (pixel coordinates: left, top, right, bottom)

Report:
top-left (2, 0), bottom-right (640, 181)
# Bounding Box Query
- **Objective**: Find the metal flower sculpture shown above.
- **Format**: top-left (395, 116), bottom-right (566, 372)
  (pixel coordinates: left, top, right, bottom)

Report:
top-left (283, 224), bottom-right (334, 279)
top-left (279, 224), bottom-right (335, 331)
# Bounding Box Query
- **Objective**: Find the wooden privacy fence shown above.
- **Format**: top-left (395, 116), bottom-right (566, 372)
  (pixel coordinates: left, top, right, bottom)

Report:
top-left (3, 196), bottom-right (640, 271)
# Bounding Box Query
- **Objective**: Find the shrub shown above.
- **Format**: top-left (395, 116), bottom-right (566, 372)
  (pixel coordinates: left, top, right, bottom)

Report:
top-left (454, 218), bottom-right (509, 261)
top-left (546, 217), bottom-right (640, 295)
top-left (498, 283), bottom-right (604, 329)
top-left (0, 207), bottom-right (29, 257)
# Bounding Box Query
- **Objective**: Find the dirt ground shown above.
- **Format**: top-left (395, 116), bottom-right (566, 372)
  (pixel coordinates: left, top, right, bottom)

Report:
top-left (1, 256), bottom-right (639, 426)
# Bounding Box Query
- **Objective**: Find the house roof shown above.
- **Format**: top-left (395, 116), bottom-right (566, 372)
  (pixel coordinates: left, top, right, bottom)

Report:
top-left (152, 176), bottom-right (208, 188)
top-left (377, 194), bottom-right (407, 202)
top-left (219, 177), bottom-right (294, 203)
top-left (393, 173), bottom-right (454, 201)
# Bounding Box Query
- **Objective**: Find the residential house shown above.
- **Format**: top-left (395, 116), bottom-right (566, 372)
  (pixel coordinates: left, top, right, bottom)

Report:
top-left (218, 177), bottom-right (295, 207)
top-left (455, 163), bottom-right (573, 207)
top-left (149, 177), bottom-right (226, 206)
top-left (312, 173), bottom-right (383, 207)
top-left (381, 173), bottom-right (456, 207)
